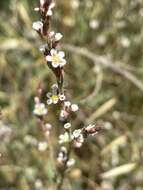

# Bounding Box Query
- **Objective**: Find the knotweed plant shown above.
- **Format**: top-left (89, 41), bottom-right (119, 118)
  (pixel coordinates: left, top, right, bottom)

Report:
top-left (33, 0), bottom-right (100, 189)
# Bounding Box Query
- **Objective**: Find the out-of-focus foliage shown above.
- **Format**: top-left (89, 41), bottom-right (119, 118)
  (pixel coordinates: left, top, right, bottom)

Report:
top-left (0, 0), bottom-right (143, 189)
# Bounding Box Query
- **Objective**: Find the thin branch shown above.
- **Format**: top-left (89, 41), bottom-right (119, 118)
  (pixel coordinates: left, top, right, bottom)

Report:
top-left (62, 44), bottom-right (143, 93)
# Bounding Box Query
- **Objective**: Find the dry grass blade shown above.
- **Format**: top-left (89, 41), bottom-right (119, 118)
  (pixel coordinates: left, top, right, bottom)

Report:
top-left (0, 39), bottom-right (31, 51)
top-left (62, 44), bottom-right (143, 93)
top-left (86, 98), bottom-right (116, 123)
top-left (101, 135), bottom-right (127, 155)
top-left (17, 3), bottom-right (31, 29)
top-left (101, 163), bottom-right (137, 179)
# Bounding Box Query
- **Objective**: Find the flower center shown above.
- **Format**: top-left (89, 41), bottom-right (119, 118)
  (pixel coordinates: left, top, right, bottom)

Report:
top-left (51, 95), bottom-right (59, 102)
top-left (52, 54), bottom-right (61, 64)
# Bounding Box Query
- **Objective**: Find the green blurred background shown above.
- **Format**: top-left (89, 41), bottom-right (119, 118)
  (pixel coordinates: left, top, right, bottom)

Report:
top-left (0, 0), bottom-right (143, 189)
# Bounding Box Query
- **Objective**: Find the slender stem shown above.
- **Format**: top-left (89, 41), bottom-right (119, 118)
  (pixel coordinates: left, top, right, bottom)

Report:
top-left (57, 142), bottom-right (72, 190)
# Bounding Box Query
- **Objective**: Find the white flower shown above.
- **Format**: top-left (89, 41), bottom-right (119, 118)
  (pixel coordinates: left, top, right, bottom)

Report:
top-left (64, 101), bottom-right (71, 107)
top-left (55, 33), bottom-right (63, 41)
top-left (60, 110), bottom-right (66, 118)
top-left (72, 129), bottom-right (82, 138)
top-left (45, 123), bottom-right (52, 130)
top-left (57, 147), bottom-right (67, 164)
top-left (59, 132), bottom-right (70, 144)
top-left (32, 21), bottom-right (43, 31)
top-left (64, 122), bottom-right (71, 129)
top-left (46, 49), bottom-right (66, 68)
top-left (46, 3), bottom-right (55, 16)
top-left (59, 94), bottom-right (66, 101)
top-left (72, 129), bottom-right (84, 148)
top-left (38, 141), bottom-right (48, 151)
top-left (67, 158), bottom-right (75, 167)
top-left (33, 103), bottom-right (48, 116)
top-left (47, 92), bottom-right (59, 105)
top-left (71, 104), bottom-right (79, 112)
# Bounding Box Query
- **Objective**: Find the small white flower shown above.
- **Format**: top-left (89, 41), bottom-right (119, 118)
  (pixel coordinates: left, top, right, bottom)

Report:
top-left (45, 123), bottom-right (52, 130)
top-left (71, 104), bottom-right (79, 112)
top-left (59, 94), bottom-right (66, 101)
top-left (46, 49), bottom-right (66, 68)
top-left (72, 130), bottom-right (84, 148)
top-left (57, 146), bottom-right (67, 164)
top-left (74, 140), bottom-right (83, 148)
top-left (59, 132), bottom-right (70, 144)
top-left (46, 3), bottom-right (55, 16)
top-left (38, 141), bottom-right (48, 152)
top-left (60, 110), bottom-right (65, 118)
top-left (72, 129), bottom-right (82, 138)
top-left (67, 158), bottom-right (75, 167)
top-left (33, 103), bottom-right (48, 116)
top-left (64, 122), bottom-right (71, 129)
top-left (47, 94), bottom-right (59, 105)
top-left (55, 33), bottom-right (63, 41)
top-left (32, 21), bottom-right (43, 31)
top-left (64, 101), bottom-right (71, 107)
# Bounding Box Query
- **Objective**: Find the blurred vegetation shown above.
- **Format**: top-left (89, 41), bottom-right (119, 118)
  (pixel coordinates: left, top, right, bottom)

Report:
top-left (0, 0), bottom-right (143, 189)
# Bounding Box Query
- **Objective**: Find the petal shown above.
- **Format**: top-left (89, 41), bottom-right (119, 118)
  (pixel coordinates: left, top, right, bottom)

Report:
top-left (60, 59), bottom-right (66, 67)
top-left (46, 55), bottom-right (52, 62)
top-left (50, 49), bottom-right (57, 55)
top-left (47, 99), bottom-right (52, 105)
top-left (58, 51), bottom-right (65, 58)
top-left (49, 3), bottom-right (55, 9)
top-left (52, 62), bottom-right (59, 68)
top-left (55, 33), bottom-right (63, 41)
top-left (46, 92), bottom-right (52, 98)
top-left (47, 9), bottom-right (53, 16)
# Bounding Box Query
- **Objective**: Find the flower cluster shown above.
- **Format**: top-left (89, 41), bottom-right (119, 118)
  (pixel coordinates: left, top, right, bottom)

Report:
top-left (32, 0), bottom-right (101, 188)
top-left (60, 101), bottom-right (79, 120)
top-left (32, 0), bottom-right (66, 82)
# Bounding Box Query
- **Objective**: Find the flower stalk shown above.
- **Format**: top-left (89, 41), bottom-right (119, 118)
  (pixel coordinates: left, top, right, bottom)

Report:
top-left (32, 0), bottom-right (101, 189)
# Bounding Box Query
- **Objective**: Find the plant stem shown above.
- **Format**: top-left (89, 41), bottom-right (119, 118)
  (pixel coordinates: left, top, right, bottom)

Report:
top-left (57, 142), bottom-right (72, 190)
